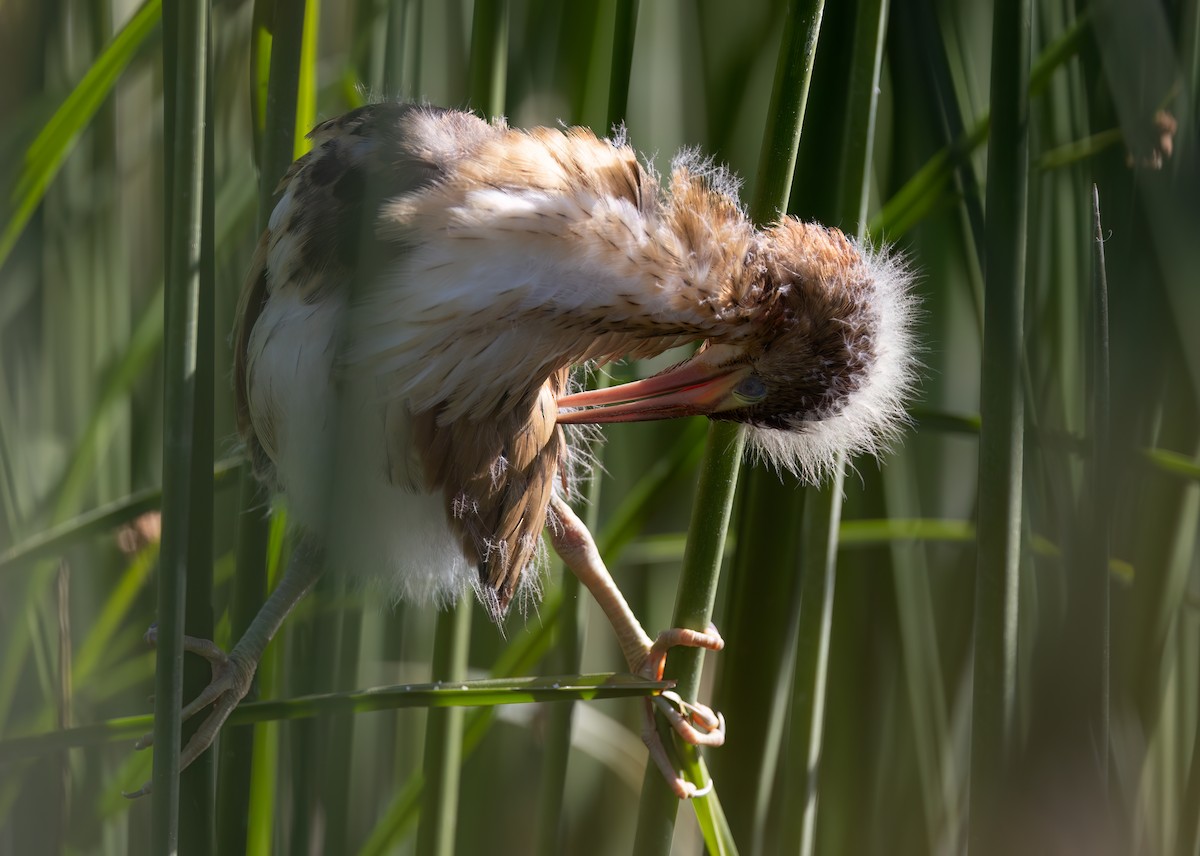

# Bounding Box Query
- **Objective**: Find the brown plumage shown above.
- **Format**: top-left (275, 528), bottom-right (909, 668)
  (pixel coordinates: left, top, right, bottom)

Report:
top-left (135, 103), bottom-right (916, 801)
top-left (409, 376), bottom-right (567, 605)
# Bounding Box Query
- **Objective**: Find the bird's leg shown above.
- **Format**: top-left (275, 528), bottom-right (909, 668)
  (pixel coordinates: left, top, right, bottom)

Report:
top-left (547, 495), bottom-right (725, 799)
top-left (125, 542), bottom-right (322, 798)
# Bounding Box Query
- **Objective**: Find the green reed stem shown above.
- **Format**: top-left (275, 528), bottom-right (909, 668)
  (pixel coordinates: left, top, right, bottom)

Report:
top-left (632, 1), bottom-right (824, 853)
top-left (632, 421), bottom-right (746, 855)
top-left (415, 601), bottom-right (471, 856)
top-left (417, 5), bottom-right (508, 853)
top-left (968, 0), bottom-right (1030, 849)
top-left (534, 5), bottom-right (640, 851)
top-left (467, 0), bottom-right (508, 117)
top-left (784, 2), bottom-right (887, 852)
top-left (152, 0), bottom-right (210, 850)
top-left (216, 3), bottom-right (308, 852)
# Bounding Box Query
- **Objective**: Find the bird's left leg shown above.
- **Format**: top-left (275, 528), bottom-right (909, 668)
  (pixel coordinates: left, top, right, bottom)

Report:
top-left (547, 494), bottom-right (725, 799)
top-left (125, 542), bottom-right (322, 797)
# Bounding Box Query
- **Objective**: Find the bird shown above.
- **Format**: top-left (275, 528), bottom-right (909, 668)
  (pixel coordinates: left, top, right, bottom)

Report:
top-left (131, 102), bottom-right (916, 800)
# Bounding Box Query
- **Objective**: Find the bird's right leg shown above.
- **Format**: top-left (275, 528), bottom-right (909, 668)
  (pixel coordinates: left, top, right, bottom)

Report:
top-left (125, 542), bottom-right (323, 798)
top-left (547, 495), bottom-right (725, 799)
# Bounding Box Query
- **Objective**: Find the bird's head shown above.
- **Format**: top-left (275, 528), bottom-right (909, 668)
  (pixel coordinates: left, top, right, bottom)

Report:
top-left (557, 219), bottom-right (918, 481)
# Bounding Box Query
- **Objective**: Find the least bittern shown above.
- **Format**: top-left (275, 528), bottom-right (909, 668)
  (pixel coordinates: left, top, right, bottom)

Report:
top-left (132, 103), bottom-right (916, 799)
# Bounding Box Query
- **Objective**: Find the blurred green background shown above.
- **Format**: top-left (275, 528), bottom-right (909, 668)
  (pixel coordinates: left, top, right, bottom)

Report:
top-left (1, 0), bottom-right (1198, 853)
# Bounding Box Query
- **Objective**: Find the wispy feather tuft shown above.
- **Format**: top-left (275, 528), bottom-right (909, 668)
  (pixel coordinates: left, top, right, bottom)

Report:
top-left (744, 238), bottom-right (920, 482)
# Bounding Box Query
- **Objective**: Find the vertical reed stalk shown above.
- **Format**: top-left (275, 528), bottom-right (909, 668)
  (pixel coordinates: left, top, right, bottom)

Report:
top-left (785, 464), bottom-right (844, 856)
top-left (467, 0), bottom-right (508, 115)
top-left (216, 4), bottom-right (307, 853)
top-left (418, 4), bottom-right (508, 852)
top-left (968, 0), bottom-right (1030, 849)
top-left (176, 20), bottom-right (217, 853)
top-left (633, 2), bottom-right (824, 852)
top-left (152, 0), bottom-right (210, 850)
top-left (784, 2), bottom-right (888, 853)
top-left (534, 5), bottom-right (639, 852)
top-left (414, 601), bottom-right (471, 856)
top-left (632, 422), bottom-right (746, 856)
top-left (1076, 184), bottom-right (1111, 778)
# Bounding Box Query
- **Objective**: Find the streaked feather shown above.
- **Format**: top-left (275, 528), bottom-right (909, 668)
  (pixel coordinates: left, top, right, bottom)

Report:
top-left (234, 102), bottom-right (917, 615)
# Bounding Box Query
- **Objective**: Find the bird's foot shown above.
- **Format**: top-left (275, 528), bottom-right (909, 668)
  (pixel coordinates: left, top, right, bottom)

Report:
top-left (123, 625), bottom-right (256, 798)
top-left (638, 624), bottom-right (726, 799)
top-left (545, 496), bottom-right (726, 798)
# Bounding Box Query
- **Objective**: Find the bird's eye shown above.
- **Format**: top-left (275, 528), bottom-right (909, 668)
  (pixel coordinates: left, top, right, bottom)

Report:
top-left (733, 375), bottom-right (768, 403)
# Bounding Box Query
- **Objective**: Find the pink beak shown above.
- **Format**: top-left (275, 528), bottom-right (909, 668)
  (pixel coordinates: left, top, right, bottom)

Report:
top-left (556, 354), bottom-right (750, 424)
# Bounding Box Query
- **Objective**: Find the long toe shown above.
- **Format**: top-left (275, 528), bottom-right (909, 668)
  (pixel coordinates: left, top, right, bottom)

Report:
top-left (640, 702), bottom-right (710, 799)
top-left (643, 624), bottom-right (725, 681)
top-left (122, 781), bottom-right (153, 799)
top-left (143, 625), bottom-right (230, 668)
top-left (654, 693), bottom-right (726, 747)
top-left (126, 650), bottom-right (256, 797)
top-left (178, 691), bottom-right (243, 770)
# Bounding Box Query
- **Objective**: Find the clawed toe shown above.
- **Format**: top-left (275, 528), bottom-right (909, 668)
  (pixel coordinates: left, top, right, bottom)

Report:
top-left (122, 781), bottom-right (153, 799)
top-left (143, 624), bottom-right (231, 668)
top-left (638, 623), bottom-right (726, 748)
top-left (125, 630), bottom-right (256, 799)
top-left (634, 624), bottom-right (728, 799)
top-left (655, 690), bottom-right (726, 747)
top-left (643, 623), bottom-right (725, 682)
top-left (640, 701), bottom-right (720, 799)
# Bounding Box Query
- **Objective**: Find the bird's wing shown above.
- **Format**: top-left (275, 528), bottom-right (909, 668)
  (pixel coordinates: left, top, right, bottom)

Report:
top-left (409, 376), bottom-right (567, 612)
top-left (232, 232), bottom-right (277, 483)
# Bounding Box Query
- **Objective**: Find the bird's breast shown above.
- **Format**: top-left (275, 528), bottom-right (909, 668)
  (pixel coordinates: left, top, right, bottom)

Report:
top-left (244, 282), bottom-right (572, 613)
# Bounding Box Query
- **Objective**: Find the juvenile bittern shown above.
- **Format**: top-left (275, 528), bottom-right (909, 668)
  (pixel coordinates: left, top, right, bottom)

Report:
top-left (134, 103), bottom-right (916, 799)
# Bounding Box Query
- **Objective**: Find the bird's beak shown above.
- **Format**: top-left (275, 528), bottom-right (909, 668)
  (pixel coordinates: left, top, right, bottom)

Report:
top-left (556, 350), bottom-right (751, 424)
